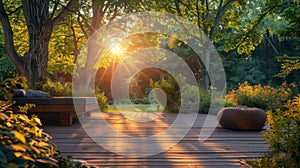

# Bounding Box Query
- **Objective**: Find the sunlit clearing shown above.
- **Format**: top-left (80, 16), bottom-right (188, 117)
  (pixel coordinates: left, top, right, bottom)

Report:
top-left (111, 43), bottom-right (125, 56)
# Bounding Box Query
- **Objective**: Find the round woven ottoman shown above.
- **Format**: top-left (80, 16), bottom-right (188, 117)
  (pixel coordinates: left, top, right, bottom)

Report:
top-left (217, 107), bottom-right (266, 130)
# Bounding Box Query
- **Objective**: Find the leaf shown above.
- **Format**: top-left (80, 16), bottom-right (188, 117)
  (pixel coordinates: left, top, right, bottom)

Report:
top-left (37, 142), bottom-right (49, 148)
top-left (10, 144), bottom-right (28, 152)
top-left (0, 150), bottom-right (8, 163)
top-left (33, 117), bottom-right (42, 126)
top-left (0, 113), bottom-right (9, 120)
top-left (22, 155), bottom-right (35, 162)
top-left (36, 157), bottom-right (58, 167)
top-left (6, 121), bottom-right (13, 127)
top-left (18, 115), bottom-right (28, 121)
top-left (30, 145), bottom-right (41, 155)
top-left (11, 131), bottom-right (26, 144)
top-left (14, 152), bottom-right (23, 158)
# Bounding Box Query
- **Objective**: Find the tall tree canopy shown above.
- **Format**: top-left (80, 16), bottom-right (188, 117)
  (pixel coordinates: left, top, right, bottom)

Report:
top-left (0, 0), bottom-right (298, 86)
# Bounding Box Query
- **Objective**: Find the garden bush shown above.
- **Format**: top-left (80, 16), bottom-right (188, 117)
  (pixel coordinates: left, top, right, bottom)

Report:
top-left (95, 88), bottom-right (108, 112)
top-left (32, 78), bottom-right (109, 112)
top-left (226, 81), bottom-right (298, 110)
top-left (0, 76), bottom-right (27, 100)
top-left (248, 94), bottom-right (300, 167)
top-left (150, 75), bottom-right (180, 113)
top-left (32, 78), bottom-right (72, 97)
top-left (149, 75), bottom-right (233, 113)
top-left (0, 101), bottom-right (95, 168)
top-left (198, 90), bottom-right (236, 114)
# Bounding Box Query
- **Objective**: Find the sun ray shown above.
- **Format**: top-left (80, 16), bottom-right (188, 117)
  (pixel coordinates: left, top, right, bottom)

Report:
top-left (111, 43), bottom-right (125, 56)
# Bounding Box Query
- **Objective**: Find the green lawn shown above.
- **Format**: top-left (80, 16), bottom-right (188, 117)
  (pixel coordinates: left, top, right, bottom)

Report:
top-left (107, 104), bottom-right (161, 112)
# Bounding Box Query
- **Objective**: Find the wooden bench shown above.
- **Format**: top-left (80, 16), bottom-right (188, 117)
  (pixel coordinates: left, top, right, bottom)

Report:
top-left (8, 97), bottom-right (98, 126)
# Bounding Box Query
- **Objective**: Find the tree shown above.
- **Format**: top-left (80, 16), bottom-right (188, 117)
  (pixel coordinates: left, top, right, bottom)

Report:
top-left (142, 0), bottom-right (297, 90)
top-left (0, 0), bottom-right (76, 83)
top-left (73, 0), bottom-right (145, 88)
top-left (275, 2), bottom-right (300, 79)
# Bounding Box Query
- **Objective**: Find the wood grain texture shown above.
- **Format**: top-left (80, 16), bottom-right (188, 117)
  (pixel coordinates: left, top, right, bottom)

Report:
top-left (44, 113), bottom-right (269, 167)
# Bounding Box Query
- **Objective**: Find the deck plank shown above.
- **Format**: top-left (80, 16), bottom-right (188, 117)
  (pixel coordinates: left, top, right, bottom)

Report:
top-left (44, 112), bottom-right (268, 167)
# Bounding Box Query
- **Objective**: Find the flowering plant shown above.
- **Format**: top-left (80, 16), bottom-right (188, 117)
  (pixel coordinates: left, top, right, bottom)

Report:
top-left (226, 82), bottom-right (298, 110)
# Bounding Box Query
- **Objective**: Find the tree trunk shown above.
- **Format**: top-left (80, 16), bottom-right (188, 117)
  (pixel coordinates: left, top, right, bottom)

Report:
top-left (1, 0), bottom-right (76, 84)
top-left (0, 0), bottom-right (25, 73)
top-left (22, 0), bottom-right (51, 83)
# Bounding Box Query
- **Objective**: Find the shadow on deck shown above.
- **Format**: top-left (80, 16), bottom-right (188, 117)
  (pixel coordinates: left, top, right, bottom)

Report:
top-left (43, 113), bottom-right (269, 168)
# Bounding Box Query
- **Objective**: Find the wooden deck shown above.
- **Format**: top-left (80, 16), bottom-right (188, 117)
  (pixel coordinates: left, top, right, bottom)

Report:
top-left (43, 112), bottom-right (269, 168)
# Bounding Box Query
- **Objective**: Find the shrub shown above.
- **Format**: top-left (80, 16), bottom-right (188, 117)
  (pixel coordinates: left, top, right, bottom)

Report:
top-left (95, 88), bottom-right (108, 112)
top-left (32, 78), bottom-right (72, 97)
top-left (0, 101), bottom-right (58, 167)
top-left (150, 75), bottom-right (180, 113)
top-left (0, 101), bottom-right (96, 168)
top-left (198, 90), bottom-right (235, 114)
top-left (226, 82), bottom-right (298, 110)
top-left (0, 76), bottom-right (28, 100)
top-left (150, 75), bottom-right (231, 113)
top-left (32, 78), bottom-right (109, 112)
top-left (248, 95), bottom-right (300, 167)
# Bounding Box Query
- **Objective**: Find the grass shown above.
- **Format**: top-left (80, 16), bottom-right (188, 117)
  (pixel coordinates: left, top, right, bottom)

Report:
top-left (107, 104), bottom-right (162, 112)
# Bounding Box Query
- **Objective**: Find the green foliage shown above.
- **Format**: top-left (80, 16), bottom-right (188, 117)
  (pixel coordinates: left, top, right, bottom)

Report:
top-left (198, 90), bottom-right (211, 114)
top-left (150, 75), bottom-right (180, 113)
top-left (275, 55), bottom-right (300, 78)
top-left (224, 57), bottom-right (267, 90)
top-left (0, 55), bottom-right (17, 82)
top-left (48, 14), bottom-right (83, 75)
top-left (0, 101), bottom-right (58, 167)
top-left (0, 101), bottom-right (97, 168)
top-left (0, 76), bottom-right (27, 100)
top-left (32, 78), bottom-right (72, 97)
top-left (278, 2), bottom-right (300, 39)
top-left (198, 90), bottom-right (236, 114)
top-left (249, 95), bottom-right (300, 167)
top-left (17, 104), bottom-right (36, 114)
top-left (31, 78), bottom-right (109, 111)
top-left (149, 74), bottom-right (233, 113)
top-left (95, 88), bottom-right (108, 112)
top-left (226, 81), bottom-right (298, 110)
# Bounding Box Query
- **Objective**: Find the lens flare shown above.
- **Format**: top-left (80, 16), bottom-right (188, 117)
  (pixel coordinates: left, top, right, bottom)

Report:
top-left (110, 43), bottom-right (124, 56)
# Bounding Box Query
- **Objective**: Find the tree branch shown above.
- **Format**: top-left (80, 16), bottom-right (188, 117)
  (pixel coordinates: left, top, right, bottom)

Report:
top-left (225, 2), bottom-right (284, 55)
top-left (7, 5), bottom-right (22, 16)
top-left (196, 0), bottom-right (201, 29)
top-left (175, 0), bottom-right (182, 16)
top-left (50, 0), bottom-right (60, 19)
top-left (77, 15), bottom-right (89, 39)
top-left (52, 0), bottom-right (76, 26)
top-left (109, 5), bottom-right (118, 22)
top-left (29, 0), bottom-right (76, 55)
top-left (264, 34), bottom-right (279, 54)
top-left (0, 0), bottom-right (25, 72)
top-left (209, 0), bottom-right (234, 40)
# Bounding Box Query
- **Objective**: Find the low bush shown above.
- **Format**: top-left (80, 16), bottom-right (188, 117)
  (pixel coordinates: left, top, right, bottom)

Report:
top-left (32, 78), bottom-right (109, 112)
top-left (150, 75), bottom-right (231, 113)
top-left (226, 81), bottom-right (298, 110)
top-left (0, 101), bottom-right (96, 168)
top-left (95, 88), bottom-right (108, 112)
top-left (199, 90), bottom-right (236, 114)
top-left (150, 75), bottom-right (180, 113)
top-left (32, 78), bottom-right (72, 97)
top-left (248, 95), bottom-right (300, 167)
top-left (0, 76), bottom-right (28, 100)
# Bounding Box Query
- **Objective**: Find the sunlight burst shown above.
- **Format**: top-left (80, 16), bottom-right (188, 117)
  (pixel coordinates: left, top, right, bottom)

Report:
top-left (110, 43), bottom-right (125, 56)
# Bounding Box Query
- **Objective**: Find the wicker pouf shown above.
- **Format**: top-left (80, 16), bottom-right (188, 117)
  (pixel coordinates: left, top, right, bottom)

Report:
top-left (217, 107), bottom-right (266, 130)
